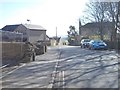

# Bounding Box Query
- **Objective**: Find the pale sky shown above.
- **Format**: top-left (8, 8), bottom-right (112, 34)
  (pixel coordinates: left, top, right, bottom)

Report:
top-left (0, 0), bottom-right (88, 37)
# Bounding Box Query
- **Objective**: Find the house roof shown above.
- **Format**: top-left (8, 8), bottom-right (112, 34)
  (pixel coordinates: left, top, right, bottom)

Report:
top-left (81, 22), bottom-right (113, 28)
top-left (50, 37), bottom-right (61, 42)
top-left (2, 24), bottom-right (19, 31)
top-left (2, 24), bottom-right (46, 31)
top-left (23, 24), bottom-right (46, 30)
top-left (45, 35), bottom-right (50, 41)
top-left (46, 35), bottom-right (50, 39)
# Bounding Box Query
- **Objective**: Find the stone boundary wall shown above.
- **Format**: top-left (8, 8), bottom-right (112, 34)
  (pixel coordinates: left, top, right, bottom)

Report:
top-left (2, 42), bottom-right (25, 66)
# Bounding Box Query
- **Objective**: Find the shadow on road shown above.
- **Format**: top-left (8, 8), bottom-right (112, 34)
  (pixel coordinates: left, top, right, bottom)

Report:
top-left (58, 52), bottom-right (118, 88)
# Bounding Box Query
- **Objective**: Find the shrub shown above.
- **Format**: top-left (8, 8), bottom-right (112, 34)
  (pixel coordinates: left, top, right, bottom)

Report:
top-left (104, 39), bottom-right (120, 50)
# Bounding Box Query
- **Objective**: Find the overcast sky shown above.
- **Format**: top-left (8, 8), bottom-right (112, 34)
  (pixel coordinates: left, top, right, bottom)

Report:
top-left (1, 0), bottom-right (89, 37)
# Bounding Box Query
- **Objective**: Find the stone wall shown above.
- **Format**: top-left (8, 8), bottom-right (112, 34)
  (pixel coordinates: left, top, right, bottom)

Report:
top-left (2, 42), bottom-right (25, 66)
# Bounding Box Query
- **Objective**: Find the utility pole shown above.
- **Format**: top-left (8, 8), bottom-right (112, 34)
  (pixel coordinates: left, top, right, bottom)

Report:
top-left (56, 27), bottom-right (58, 45)
top-left (56, 27), bottom-right (57, 38)
top-left (26, 19), bottom-right (31, 42)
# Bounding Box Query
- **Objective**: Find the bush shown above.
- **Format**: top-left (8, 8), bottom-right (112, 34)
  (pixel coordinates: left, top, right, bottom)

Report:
top-left (104, 39), bottom-right (120, 50)
top-left (81, 37), bottom-right (89, 40)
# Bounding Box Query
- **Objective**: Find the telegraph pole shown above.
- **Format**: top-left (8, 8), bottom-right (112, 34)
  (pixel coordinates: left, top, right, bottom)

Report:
top-left (56, 27), bottom-right (58, 45)
top-left (56, 27), bottom-right (57, 38)
top-left (26, 19), bottom-right (31, 42)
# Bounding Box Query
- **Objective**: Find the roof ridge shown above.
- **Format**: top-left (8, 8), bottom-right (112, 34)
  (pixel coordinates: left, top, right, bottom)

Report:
top-left (2, 24), bottom-right (46, 31)
top-left (22, 24), bottom-right (46, 30)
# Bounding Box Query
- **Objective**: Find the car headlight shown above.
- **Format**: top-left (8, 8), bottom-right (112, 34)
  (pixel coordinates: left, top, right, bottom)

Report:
top-left (104, 43), bottom-right (107, 46)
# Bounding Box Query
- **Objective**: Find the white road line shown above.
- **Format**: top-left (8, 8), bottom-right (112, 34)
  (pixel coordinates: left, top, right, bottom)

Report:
top-left (47, 51), bottom-right (97, 88)
top-left (0, 64), bottom-right (9, 69)
top-left (58, 71), bottom-right (61, 87)
top-left (0, 64), bottom-right (26, 79)
top-left (62, 71), bottom-right (65, 89)
top-left (47, 70), bottom-right (56, 88)
top-left (48, 59), bottom-right (58, 88)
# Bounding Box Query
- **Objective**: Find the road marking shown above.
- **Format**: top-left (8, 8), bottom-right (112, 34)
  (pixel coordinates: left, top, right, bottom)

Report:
top-left (0, 63), bottom-right (26, 79)
top-left (48, 48), bottom-right (61, 88)
top-left (48, 59), bottom-right (58, 88)
top-left (48, 70), bottom-right (56, 88)
top-left (62, 71), bottom-right (65, 89)
top-left (58, 71), bottom-right (61, 87)
top-left (0, 64), bottom-right (9, 69)
top-left (47, 52), bottom-right (98, 88)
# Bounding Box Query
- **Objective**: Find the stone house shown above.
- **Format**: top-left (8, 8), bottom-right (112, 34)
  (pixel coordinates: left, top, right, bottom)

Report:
top-left (80, 22), bottom-right (114, 40)
top-left (2, 24), bottom-right (46, 43)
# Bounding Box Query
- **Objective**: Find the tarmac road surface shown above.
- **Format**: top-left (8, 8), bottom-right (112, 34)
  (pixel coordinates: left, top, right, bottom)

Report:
top-left (1, 45), bottom-right (119, 88)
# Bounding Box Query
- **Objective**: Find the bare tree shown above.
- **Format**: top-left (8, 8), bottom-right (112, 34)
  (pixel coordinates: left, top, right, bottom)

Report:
top-left (84, 1), bottom-right (108, 40)
top-left (116, 1), bottom-right (120, 51)
top-left (116, 2), bottom-right (120, 32)
top-left (105, 2), bottom-right (118, 43)
top-left (84, 1), bottom-right (119, 45)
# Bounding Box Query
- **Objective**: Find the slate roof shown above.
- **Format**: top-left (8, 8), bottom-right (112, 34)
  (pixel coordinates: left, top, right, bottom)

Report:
top-left (2, 24), bottom-right (19, 31)
top-left (2, 24), bottom-right (46, 31)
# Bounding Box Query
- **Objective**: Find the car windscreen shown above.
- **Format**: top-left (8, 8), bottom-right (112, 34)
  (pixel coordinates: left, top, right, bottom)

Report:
top-left (84, 39), bottom-right (90, 42)
top-left (94, 40), bottom-right (103, 43)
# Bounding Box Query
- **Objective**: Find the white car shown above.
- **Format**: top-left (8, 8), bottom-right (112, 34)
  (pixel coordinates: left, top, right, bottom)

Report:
top-left (80, 39), bottom-right (90, 48)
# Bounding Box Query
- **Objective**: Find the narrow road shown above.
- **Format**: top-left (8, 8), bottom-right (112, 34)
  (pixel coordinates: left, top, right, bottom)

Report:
top-left (53, 46), bottom-right (119, 88)
top-left (1, 45), bottom-right (119, 88)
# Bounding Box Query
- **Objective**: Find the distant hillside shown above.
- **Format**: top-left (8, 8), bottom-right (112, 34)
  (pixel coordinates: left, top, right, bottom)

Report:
top-left (61, 35), bottom-right (68, 40)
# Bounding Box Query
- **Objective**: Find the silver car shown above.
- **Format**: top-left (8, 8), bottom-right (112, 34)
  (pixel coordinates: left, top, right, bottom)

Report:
top-left (80, 39), bottom-right (90, 48)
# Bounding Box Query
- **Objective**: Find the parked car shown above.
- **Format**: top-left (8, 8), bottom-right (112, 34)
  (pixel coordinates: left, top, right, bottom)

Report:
top-left (80, 39), bottom-right (90, 48)
top-left (88, 40), bottom-right (107, 50)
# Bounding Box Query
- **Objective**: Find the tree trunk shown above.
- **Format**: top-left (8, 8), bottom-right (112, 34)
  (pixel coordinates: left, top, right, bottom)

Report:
top-left (99, 21), bottom-right (104, 40)
top-left (110, 14), bottom-right (117, 49)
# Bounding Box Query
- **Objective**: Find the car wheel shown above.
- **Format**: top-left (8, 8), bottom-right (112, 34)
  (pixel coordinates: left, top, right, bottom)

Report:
top-left (91, 46), bottom-right (94, 50)
top-left (83, 45), bottom-right (85, 48)
top-left (89, 45), bottom-right (92, 50)
top-left (81, 45), bottom-right (83, 48)
top-left (33, 53), bottom-right (35, 61)
top-left (88, 46), bottom-right (91, 50)
top-left (30, 52), bottom-right (35, 61)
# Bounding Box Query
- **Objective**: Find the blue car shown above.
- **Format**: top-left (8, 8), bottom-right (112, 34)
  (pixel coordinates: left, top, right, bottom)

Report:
top-left (89, 40), bottom-right (107, 50)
